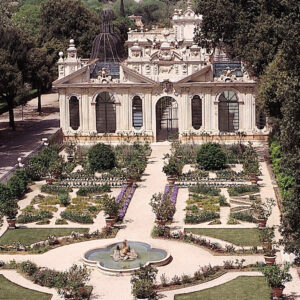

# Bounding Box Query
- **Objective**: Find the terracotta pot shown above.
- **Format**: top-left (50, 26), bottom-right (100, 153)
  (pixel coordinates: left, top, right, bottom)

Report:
top-left (167, 177), bottom-right (176, 185)
top-left (258, 218), bottom-right (267, 229)
top-left (126, 178), bottom-right (134, 186)
top-left (7, 218), bottom-right (16, 229)
top-left (264, 255), bottom-right (276, 265)
top-left (105, 217), bottom-right (117, 227)
top-left (250, 177), bottom-right (258, 185)
top-left (46, 178), bottom-right (53, 185)
top-left (156, 219), bottom-right (167, 226)
top-left (67, 155), bottom-right (74, 162)
top-left (272, 286), bottom-right (284, 298)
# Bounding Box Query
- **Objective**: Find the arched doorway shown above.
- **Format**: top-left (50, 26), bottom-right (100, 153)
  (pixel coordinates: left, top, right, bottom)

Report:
top-left (95, 92), bottom-right (116, 133)
top-left (156, 96), bottom-right (178, 141)
top-left (218, 91), bottom-right (239, 132)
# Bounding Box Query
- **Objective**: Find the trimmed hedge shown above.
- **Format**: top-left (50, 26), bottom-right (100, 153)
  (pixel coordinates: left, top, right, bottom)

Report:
top-left (228, 185), bottom-right (260, 196)
top-left (189, 184), bottom-right (220, 196)
top-left (41, 185), bottom-right (72, 195)
top-left (231, 212), bottom-right (257, 223)
top-left (196, 143), bottom-right (227, 170)
top-left (185, 211), bottom-right (219, 224)
top-left (88, 143), bottom-right (116, 172)
top-left (17, 210), bottom-right (53, 224)
top-left (60, 211), bottom-right (93, 224)
top-left (76, 184), bottom-right (111, 196)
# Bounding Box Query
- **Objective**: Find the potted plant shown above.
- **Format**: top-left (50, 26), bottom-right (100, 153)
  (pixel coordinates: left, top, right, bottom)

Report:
top-left (259, 227), bottom-right (275, 250)
top-left (264, 245), bottom-right (277, 265)
top-left (101, 195), bottom-right (121, 227)
top-left (150, 193), bottom-right (175, 225)
top-left (262, 263), bottom-right (292, 298)
top-left (49, 159), bottom-right (64, 179)
top-left (163, 156), bottom-right (183, 185)
top-left (253, 198), bottom-right (275, 229)
top-left (125, 153), bottom-right (147, 185)
top-left (65, 142), bottom-right (76, 162)
top-left (242, 143), bottom-right (260, 184)
top-left (131, 265), bottom-right (158, 300)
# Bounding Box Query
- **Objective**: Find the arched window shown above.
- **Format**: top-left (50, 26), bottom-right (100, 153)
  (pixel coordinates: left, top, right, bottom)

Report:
top-left (218, 91), bottom-right (239, 132)
top-left (132, 96), bottom-right (143, 130)
top-left (191, 95), bottom-right (202, 130)
top-left (96, 92), bottom-right (116, 133)
top-left (69, 96), bottom-right (80, 130)
top-left (256, 107), bottom-right (266, 129)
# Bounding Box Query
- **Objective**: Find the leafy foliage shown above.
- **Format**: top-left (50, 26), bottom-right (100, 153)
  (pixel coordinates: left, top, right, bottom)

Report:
top-left (196, 143), bottom-right (226, 170)
top-left (88, 143), bottom-right (116, 172)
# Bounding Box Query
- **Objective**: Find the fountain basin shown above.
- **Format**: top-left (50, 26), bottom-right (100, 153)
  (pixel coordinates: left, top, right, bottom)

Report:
top-left (83, 241), bottom-right (171, 275)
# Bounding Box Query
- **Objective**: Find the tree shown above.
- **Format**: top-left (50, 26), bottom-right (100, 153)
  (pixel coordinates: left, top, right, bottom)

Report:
top-left (194, 0), bottom-right (291, 76)
top-left (0, 19), bottom-right (35, 130)
top-left (40, 0), bottom-right (100, 58)
top-left (120, 0), bottom-right (125, 17)
top-left (26, 47), bottom-right (53, 114)
top-left (0, 50), bottom-right (23, 131)
top-left (196, 143), bottom-right (226, 170)
top-left (88, 143), bottom-right (116, 172)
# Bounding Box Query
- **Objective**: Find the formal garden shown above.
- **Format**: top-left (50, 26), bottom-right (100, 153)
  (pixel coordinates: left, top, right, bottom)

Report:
top-left (0, 140), bottom-right (297, 299)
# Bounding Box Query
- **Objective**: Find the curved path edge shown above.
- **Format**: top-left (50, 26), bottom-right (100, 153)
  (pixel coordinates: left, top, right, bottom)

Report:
top-left (158, 271), bottom-right (263, 300)
top-left (0, 270), bottom-right (61, 300)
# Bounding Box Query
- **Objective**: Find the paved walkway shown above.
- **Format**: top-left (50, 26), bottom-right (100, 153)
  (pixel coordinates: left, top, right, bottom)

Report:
top-left (0, 93), bottom-right (59, 178)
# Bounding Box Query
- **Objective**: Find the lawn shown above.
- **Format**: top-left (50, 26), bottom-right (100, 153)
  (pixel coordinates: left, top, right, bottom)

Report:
top-left (0, 228), bottom-right (88, 246)
top-left (184, 228), bottom-right (261, 246)
top-left (0, 275), bottom-right (52, 300)
top-left (175, 276), bottom-right (271, 300)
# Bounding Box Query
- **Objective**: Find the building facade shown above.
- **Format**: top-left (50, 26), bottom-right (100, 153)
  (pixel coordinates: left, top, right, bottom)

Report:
top-left (53, 1), bottom-right (268, 144)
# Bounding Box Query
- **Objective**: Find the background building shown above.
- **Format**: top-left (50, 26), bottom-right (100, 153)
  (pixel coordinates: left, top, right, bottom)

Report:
top-left (53, 1), bottom-right (268, 144)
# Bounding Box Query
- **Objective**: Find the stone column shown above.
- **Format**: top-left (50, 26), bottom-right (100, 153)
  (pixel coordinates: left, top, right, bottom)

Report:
top-left (90, 95), bottom-right (97, 133)
top-left (81, 93), bottom-right (89, 133)
top-left (144, 91), bottom-right (152, 134)
top-left (204, 93), bottom-right (212, 131)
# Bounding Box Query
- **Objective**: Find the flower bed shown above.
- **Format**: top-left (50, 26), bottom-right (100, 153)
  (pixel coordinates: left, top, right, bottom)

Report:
top-left (117, 184), bottom-right (136, 220)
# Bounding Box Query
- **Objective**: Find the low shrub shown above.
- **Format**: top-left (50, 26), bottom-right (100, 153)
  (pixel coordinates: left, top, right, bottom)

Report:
top-left (55, 218), bottom-right (68, 225)
top-left (17, 210), bottom-right (53, 223)
top-left (196, 142), bottom-right (227, 170)
top-left (58, 193), bottom-right (70, 206)
top-left (88, 143), bottom-right (116, 172)
top-left (228, 185), bottom-right (260, 196)
top-left (7, 175), bottom-right (27, 199)
top-left (76, 184), bottom-right (111, 196)
top-left (185, 211), bottom-right (219, 224)
top-left (60, 211), bottom-right (93, 224)
top-left (33, 268), bottom-right (65, 288)
top-left (181, 274), bottom-right (192, 284)
top-left (218, 195), bottom-right (230, 206)
top-left (19, 261), bottom-right (38, 276)
top-left (41, 185), bottom-right (72, 195)
top-left (171, 275), bottom-right (182, 285)
top-left (231, 212), bottom-right (257, 223)
top-left (189, 184), bottom-right (220, 196)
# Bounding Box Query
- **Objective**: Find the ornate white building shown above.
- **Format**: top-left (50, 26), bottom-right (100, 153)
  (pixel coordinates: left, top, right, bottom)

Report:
top-left (53, 2), bottom-right (268, 144)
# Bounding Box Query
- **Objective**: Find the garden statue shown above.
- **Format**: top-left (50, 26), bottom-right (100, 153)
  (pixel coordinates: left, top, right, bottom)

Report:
top-left (111, 240), bottom-right (138, 261)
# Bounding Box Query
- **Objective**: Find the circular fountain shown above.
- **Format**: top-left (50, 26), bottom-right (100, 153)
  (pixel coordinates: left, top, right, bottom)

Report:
top-left (83, 240), bottom-right (171, 275)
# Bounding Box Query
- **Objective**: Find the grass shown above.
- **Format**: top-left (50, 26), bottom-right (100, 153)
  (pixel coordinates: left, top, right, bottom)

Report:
top-left (0, 228), bottom-right (88, 246)
top-left (185, 228), bottom-right (261, 246)
top-left (175, 276), bottom-right (271, 300)
top-left (0, 274), bottom-right (52, 300)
